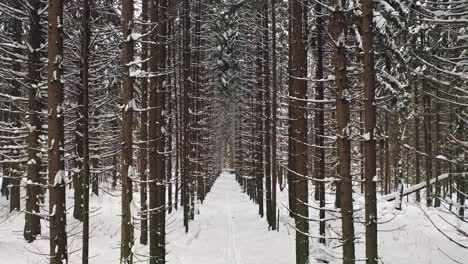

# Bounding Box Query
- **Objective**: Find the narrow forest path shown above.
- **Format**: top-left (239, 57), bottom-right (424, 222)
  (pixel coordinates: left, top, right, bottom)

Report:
top-left (168, 172), bottom-right (295, 264)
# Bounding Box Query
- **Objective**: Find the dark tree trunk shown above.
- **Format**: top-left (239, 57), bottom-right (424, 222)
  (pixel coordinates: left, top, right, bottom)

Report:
top-left (362, 0), bottom-right (378, 260)
top-left (174, 18), bottom-right (180, 211)
top-left (423, 84), bottom-right (432, 207)
top-left (289, 1), bottom-right (309, 263)
top-left (121, 0), bottom-right (135, 262)
top-left (81, 0), bottom-right (92, 262)
top-left (434, 89), bottom-right (441, 207)
top-left (314, 0), bottom-right (326, 244)
top-left (182, 0), bottom-right (191, 233)
top-left (263, 0), bottom-right (273, 229)
top-left (456, 110), bottom-right (465, 218)
top-left (9, 1), bottom-right (22, 213)
top-left (149, 0), bottom-right (167, 262)
top-left (414, 82), bottom-right (421, 202)
top-left (47, 0), bottom-right (68, 262)
top-left (167, 10), bottom-right (174, 214)
top-left (331, 0), bottom-right (355, 261)
top-left (255, 5), bottom-right (264, 218)
top-left (139, 0), bottom-right (149, 246)
top-left (24, 0), bottom-right (43, 243)
top-left (271, 0), bottom-right (278, 231)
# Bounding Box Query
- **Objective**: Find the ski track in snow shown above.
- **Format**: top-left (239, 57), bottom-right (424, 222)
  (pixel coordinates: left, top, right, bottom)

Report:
top-left (171, 173), bottom-right (291, 264)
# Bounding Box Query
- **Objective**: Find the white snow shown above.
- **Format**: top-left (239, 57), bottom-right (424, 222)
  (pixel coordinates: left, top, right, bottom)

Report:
top-left (0, 172), bottom-right (467, 263)
top-left (54, 170), bottom-right (65, 186)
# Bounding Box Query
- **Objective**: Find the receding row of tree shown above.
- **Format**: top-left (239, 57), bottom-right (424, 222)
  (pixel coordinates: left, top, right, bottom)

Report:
top-left (230, 0), bottom-right (467, 263)
top-left (0, 0), bottom-right (467, 264)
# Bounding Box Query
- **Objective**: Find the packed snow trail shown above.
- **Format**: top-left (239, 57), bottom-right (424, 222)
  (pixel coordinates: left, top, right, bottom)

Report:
top-left (168, 172), bottom-right (294, 264)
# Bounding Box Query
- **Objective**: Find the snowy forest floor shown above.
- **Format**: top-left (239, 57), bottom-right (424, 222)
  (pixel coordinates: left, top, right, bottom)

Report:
top-left (0, 172), bottom-right (467, 263)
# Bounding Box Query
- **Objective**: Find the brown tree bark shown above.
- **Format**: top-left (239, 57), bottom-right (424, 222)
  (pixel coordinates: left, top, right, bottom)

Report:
top-left (423, 83), bottom-right (432, 207)
top-left (149, 0), bottom-right (167, 262)
top-left (362, 0), bottom-right (378, 260)
top-left (48, 0), bottom-right (67, 262)
top-left (434, 89), bottom-right (441, 207)
top-left (81, 0), bottom-right (92, 263)
top-left (414, 82), bottom-right (421, 202)
top-left (24, 0), bottom-right (43, 243)
top-left (255, 4), bottom-right (264, 218)
top-left (289, 0), bottom-right (309, 263)
top-left (331, 0), bottom-right (355, 261)
top-left (271, 0), bottom-right (278, 231)
top-left (314, 0), bottom-right (326, 244)
top-left (263, 0), bottom-right (273, 229)
top-left (121, 0), bottom-right (134, 262)
top-left (456, 111), bottom-right (465, 218)
top-left (139, 0), bottom-right (149, 246)
top-left (182, 0), bottom-right (191, 233)
top-left (167, 9), bottom-right (174, 214)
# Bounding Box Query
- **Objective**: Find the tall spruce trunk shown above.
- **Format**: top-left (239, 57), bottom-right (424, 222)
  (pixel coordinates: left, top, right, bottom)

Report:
top-left (167, 15), bottom-right (174, 213)
top-left (140, 0), bottom-right (149, 245)
top-left (149, 0), bottom-right (167, 262)
top-left (24, 0), bottom-right (43, 243)
top-left (314, 0), bottom-right (326, 244)
top-left (287, 0), bottom-right (296, 218)
top-left (158, 0), bottom-right (167, 261)
top-left (414, 82), bottom-right (421, 202)
top-left (263, 0), bottom-right (273, 229)
top-left (48, 0), bottom-right (68, 262)
top-left (289, 1), bottom-right (309, 263)
top-left (121, 0), bottom-right (134, 262)
top-left (362, 0), bottom-right (378, 261)
top-left (457, 111), bottom-right (465, 218)
top-left (255, 7), bottom-right (264, 218)
top-left (271, 0), bottom-right (278, 230)
top-left (182, 0), bottom-right (191, 233)
top-left (81, 0), bottom-right (92, 263)
top-left (148, 0), bottom-right (160, 260)
top-left (434, 89), bottom-right (441, 207)
top-left (331, 0), bottom-right (356, 261)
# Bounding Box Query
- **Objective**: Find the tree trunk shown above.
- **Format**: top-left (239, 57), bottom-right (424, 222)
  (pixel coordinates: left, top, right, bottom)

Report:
top-left (423, 83), bottom-right (432, 207)
top-left (255, 5), bottom-right (264, 218)
top-left (414, 81), bottom-right (421, 202)
top-left (457, 110), bottom-right (465, 218)
top-left (139, 0), bottom-right (149, 245)
top-left (271, 0), bottom-right (278, 231)
top-left (167, 13), bottom-right (174, 214)
top-left (149, 0), bottom-right (167, 262)
top-left (121, 0), bottom-right (134, 262)
top-left (434, 89), bottom-right (441, 207)
top-left (81, 0), bottom-right (92, 262)
top-left (24, 0), bottom-right (43, 243)
top-left (314, 0), bottom-right (326, 244)
top-left (289, 1), bottom-right (309, 263)
top-left (362, 0), bottom-right (378, 260)
top-left (263, 0), bottom-right (273, 229)
top-left (182, 0), bottom-right (191, 233)
top-left (331, 0), bottom-right (355, 261)
top-left (48, 0), bottom-right (68, 262)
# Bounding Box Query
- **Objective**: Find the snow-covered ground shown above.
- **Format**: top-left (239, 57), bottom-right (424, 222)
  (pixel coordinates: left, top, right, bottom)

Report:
top-left (0, 172), bottom-right (467, 263)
